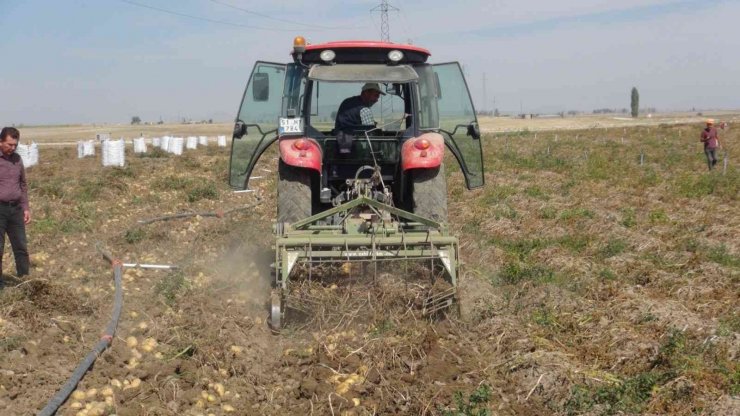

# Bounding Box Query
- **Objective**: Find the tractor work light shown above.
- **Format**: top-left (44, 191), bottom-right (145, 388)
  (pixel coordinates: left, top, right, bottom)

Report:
top-left (319, 49), bottom-right (336, 62)
top-left (293, 36), bottom-right (306, 53)
top-left (387, 49), bottom-right (404, 62)
top-left (414, 138), bottom-right (430, 150)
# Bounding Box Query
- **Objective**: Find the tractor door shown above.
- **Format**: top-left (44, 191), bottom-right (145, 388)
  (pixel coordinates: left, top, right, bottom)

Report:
top-left (432, 62), bottom-right (485, 189)
top-left (229, 62), bottom-right (286, 189)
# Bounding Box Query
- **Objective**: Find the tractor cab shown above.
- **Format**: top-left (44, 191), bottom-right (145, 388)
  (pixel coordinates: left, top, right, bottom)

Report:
top-left (229, 37), bottom-right (483, 223)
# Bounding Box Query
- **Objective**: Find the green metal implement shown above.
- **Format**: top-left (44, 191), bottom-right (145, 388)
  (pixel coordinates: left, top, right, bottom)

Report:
top-left (269, 195), bottom-right (459, 330)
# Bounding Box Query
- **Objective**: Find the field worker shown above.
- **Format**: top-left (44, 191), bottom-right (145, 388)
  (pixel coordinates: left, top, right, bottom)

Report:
top-left (700, 119), bottom-right (722, 170)
top-left (0, 127), bottom-right (30, 282)
top-left (334, 83), bottom-right (385, 154)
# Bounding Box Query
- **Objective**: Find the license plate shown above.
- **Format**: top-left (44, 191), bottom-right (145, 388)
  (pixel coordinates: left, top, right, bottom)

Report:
top-left (279, 118), bottom-right (303, 135)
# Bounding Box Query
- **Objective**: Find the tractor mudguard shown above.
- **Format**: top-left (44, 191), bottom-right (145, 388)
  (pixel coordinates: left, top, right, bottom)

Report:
top-left (279, 137), bottom-right (322, 172)
top-left (401, 132), bottom-right (445, 171)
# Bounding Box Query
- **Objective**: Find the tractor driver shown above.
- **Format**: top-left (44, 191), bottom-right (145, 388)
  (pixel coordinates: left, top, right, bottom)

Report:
top-left (333, 83), bottom-right (385, 154)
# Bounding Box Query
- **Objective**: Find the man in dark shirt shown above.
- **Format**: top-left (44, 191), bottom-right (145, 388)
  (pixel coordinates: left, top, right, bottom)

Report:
top-left (333, 83), bottom-right (385, 153)
top-left (0, 127), bottom-right (30, 281)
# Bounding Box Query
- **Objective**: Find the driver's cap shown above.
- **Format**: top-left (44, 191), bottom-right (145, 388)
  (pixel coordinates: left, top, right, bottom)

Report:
top-left (361, 83), bottom-right (386, 95)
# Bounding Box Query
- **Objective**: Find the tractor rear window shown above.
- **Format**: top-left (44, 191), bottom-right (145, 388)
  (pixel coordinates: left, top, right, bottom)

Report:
top-left (307, 81), bottom-right (407, 134)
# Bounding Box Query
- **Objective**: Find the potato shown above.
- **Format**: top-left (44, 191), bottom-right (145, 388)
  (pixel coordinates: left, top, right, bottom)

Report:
top-left (125, 336), bottom-right (138, 348)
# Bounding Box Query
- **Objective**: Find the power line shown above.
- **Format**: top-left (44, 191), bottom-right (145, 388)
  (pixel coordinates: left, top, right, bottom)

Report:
top-left (117, 0), bottom-right (308, 32)
top-left (207, 0), bottom-right (343, 30)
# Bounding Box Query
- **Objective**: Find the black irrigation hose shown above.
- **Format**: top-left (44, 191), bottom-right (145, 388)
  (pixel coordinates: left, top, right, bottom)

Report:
top-left (136, 197), bottom-right (262, 225)
top-left (37, 244), bottom-right (123, 416)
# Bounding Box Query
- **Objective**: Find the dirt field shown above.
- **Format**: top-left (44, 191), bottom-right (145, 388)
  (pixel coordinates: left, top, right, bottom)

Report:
top-left (0, 121), bottom-right (737, 415)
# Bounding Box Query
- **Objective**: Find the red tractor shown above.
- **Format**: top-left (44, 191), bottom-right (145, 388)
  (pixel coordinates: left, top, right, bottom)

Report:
top-left (229, 36), bottom-right (483, 221)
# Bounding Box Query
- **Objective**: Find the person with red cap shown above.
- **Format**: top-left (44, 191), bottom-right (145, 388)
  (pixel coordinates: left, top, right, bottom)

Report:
top-left (700, 119), bottom-right (722, 170)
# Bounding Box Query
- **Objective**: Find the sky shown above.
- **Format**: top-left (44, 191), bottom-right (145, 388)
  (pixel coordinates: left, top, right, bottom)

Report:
top-left (1, 0), bottom-right (738, 125)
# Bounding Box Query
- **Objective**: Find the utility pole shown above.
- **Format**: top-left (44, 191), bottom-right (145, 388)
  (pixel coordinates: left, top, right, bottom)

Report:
top-left (371, 0), bottom-right (398, 42)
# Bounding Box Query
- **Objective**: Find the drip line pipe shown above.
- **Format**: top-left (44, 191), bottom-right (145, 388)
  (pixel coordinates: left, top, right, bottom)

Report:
top-left (38, 244), bottom-right (123, 416)
top-left (136, 197), bottom-right (261, 225)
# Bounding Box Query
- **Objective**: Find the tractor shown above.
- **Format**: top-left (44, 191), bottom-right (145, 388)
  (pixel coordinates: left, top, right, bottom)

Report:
top-left (229, 36), bottom-right (484, 329)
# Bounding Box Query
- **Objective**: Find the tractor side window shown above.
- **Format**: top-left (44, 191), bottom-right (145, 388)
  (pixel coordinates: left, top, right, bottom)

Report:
top-left (229, 62), bottom-right (286, 189)
top-left (415, 65), bottom-right (439, 130)
top-left (236, 64), bottom-right (285, 133)
top-left (282, 64), bottom-right (306, 118)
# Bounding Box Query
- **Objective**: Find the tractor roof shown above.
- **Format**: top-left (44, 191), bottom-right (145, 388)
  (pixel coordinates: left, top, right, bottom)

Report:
top-left (297, 40), bottom-right (431, 65)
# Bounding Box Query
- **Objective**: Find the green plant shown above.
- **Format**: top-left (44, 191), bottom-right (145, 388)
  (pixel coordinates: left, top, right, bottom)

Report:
top-left (706, 244), bottom-right (740, 268)
top-left (648, 209), bottom-right (669, 223)
top-left (155, 271), bottom-right (189, 306)
top-left (559, 208), bottom-right (594, 221)
top-left (481, 185), bottom-right (516, 204)
top-left (498, 262), bottom-right (554, 285)
top-left (600, 239), bottom-right (627, 258)
top-left (370, 319), bottom-right (394, 336)
top-left (599, 268), bottom-right (617, 281)
top-left (124, 228), bottom-right (145, 244)
top-left (524, 186), bottom-right (548, 200)
top-left (105, 166), bottom-right (136, 179)
top-left (138, 147), bottom-right (170, 158)
top-left (565, 372), bottom-right (665, 415)
top-left (77, 178), bottom-right (106, 202)
top-left (539, 206), bottom-right (557, 219)
top-left (31, 217), bottom-right (58, 234)
top-left (717, 314), bottom-right (740, 336)
top-left (153, 175), bottom-right (193, 191)
top-left (532, 307), bottom-right (559, 327)
top-left (0, 335), bottom-right (25, 352)
top-left (442, 384), bottom-right (492, 416)
top-left (557, 234), bottom-right (590, 253)
top-left (492, 204), bottom-right (517, 220)
top-left (187, 184), bottom-right (218, 202)
top-left (496, 238), bottom-right (549, 261)
top-left (620, 208), bottom-right (636, 228)
top-left (60, 203), bottom-right (96, 234)
top-left (31, 179), bottom-right (66, 199)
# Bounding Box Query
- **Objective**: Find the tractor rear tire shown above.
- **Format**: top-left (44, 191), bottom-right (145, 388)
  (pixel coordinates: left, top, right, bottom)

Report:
top-left (411, 165), bottom-right (448, 224)
top-left (278, 160), bottom-right (312, 223)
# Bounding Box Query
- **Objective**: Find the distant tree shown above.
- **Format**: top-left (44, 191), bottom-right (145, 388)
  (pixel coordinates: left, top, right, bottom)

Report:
top-left (630, 87), bottom-right (639, 118)
top-left (131, 116), bottom-right (141, 125)
top-left (493, 108), bottom-right (500, 117)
